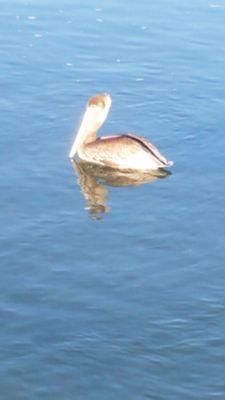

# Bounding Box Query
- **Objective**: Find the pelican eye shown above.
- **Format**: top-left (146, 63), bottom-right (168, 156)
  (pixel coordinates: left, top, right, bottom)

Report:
top-left (88, 95), bottom-right (106, 109)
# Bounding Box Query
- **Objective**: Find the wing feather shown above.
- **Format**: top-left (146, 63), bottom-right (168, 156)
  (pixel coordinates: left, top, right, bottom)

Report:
top-left (124, 133), bottom-right (170, 166)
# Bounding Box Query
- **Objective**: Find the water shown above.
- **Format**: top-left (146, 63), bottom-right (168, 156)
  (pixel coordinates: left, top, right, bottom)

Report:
top-left (1, 0), bottom-right (225, 398)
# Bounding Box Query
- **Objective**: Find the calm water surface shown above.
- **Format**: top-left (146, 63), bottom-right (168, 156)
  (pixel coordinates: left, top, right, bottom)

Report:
top-left (1, 0), bottom-right (225, 398)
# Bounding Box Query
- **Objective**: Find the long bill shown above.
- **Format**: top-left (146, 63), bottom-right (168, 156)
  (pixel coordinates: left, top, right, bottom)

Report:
top-left (69, 106), bottom-right (98, 159)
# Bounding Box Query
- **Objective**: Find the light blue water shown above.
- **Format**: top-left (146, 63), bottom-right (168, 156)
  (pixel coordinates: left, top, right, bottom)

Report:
top-left (1, 0), bottom-right (225, 398)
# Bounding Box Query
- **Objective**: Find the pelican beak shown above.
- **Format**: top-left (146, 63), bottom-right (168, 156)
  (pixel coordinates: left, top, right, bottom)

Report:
top-left (69, 105), bottom-right (99, 159)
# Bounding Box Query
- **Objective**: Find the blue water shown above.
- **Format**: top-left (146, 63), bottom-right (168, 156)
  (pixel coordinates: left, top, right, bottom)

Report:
top-left (1, 0), bottom-right (225, 398)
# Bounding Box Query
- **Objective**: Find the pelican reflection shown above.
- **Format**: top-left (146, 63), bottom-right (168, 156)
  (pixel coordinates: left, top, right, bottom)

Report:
top-left (72, 160), bottom-right (171, 219)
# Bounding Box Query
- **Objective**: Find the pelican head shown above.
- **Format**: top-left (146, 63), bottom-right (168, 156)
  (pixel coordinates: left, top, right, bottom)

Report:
top-left (69, 93), bottom-right (112, 159)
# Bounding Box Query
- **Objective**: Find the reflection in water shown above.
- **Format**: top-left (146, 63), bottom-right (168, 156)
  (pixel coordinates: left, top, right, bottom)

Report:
top-left (72, 160), bottom-right (171, 219)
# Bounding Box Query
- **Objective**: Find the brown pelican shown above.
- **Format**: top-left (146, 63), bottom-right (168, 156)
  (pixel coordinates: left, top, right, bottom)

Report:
top-left (69, 93), bottom-right (173, 171)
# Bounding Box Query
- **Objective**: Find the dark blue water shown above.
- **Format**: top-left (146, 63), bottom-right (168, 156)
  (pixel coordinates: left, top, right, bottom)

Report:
top-left (1, 0), bottom-right (225, 398)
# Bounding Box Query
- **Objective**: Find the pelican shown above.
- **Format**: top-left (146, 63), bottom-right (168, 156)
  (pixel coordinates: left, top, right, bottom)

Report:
top-left (69, 93), bottom-right (173, 171)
